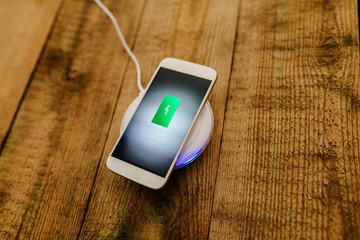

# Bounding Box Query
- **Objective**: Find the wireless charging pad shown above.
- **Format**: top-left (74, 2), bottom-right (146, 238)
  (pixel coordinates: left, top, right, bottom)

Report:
top-left (120, 94), bottom-right (214, 169)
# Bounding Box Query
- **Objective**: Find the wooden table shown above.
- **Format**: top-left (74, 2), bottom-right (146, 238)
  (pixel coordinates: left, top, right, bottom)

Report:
top-left (0, 0), bottom-right (359, 239)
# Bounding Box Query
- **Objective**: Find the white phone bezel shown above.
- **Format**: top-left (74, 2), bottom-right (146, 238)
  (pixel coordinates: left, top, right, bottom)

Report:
top-left (106, 57), bottom-right (217, 189)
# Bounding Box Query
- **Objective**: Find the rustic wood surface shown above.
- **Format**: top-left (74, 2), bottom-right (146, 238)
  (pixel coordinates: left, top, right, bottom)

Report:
top-left (0, 0), bottom-right (359, 239)
top-left (0, 0), bottom-right (63, 150)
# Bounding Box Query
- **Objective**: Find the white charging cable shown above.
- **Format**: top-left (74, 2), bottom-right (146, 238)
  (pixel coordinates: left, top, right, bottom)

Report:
top-left (94, 0), bottom-right (144, 92)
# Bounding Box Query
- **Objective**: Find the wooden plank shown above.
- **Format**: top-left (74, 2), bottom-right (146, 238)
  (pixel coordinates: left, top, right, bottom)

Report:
top-left (209, 0), bottom-right (360, 238)
top-left (79, 0), bottom-right (239, 239)
top-left (0, 0), bottom-right (145, 239)
top-left (0, 0), bottom-right (63, 149)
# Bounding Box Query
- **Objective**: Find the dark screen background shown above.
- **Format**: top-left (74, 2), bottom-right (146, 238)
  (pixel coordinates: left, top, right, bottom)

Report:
top-left (111, 67), bottom-right (212, 177)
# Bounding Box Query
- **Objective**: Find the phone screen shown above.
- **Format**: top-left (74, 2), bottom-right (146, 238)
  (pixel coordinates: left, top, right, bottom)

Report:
top-left (111, 67), bottom-right (212, 177)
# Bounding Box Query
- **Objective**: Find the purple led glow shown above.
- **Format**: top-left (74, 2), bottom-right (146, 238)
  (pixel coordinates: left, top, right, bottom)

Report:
top-left (175, 147), bottom-right (204, 169)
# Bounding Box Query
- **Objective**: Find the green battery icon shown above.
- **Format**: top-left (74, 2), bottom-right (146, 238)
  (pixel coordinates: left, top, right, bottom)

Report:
top-left (152, 95), bottom-right (181, 128)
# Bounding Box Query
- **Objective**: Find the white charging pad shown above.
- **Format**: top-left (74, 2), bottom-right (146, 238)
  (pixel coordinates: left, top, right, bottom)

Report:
top-left (120, 94), bottom-right (214, 169)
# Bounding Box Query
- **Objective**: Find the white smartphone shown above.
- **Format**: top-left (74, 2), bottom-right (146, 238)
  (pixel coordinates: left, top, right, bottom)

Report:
top-left (107, 58), bottom-right (217, 189)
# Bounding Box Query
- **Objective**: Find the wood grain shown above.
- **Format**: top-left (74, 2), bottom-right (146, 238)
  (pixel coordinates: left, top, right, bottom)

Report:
top-left (0, 0), bottom-right (145, 239)
top-left (209, 0), bottom-right (360, 239)
top-left (0, 0), bottom-right (63, 150)
top-left (79, 0), bottom-right (239, 239)
top-left (1, 0), bottom-right (359, 239)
